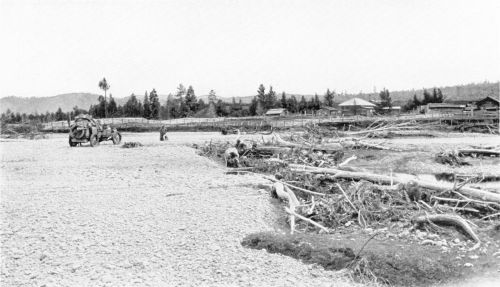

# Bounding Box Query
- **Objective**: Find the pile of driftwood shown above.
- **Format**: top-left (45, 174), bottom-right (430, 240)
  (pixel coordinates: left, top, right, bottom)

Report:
top-left (197, 126), bottom-right (500, 250)
top-left (435, 146), bottom-right (500, 166)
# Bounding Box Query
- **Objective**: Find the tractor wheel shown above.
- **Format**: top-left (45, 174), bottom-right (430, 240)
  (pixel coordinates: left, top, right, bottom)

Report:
top-left (112, 133), bottom-right (122, 145)
top-left (69, 136), bottom-right (78, 147)
top-left (89, 135), bottom-right (99, 147)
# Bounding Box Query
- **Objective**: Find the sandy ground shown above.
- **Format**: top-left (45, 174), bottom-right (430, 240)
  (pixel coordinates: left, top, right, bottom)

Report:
top-left (0, 132), bottom-right (356, 287)
top-left (1, 132), bottom-right (499, 287)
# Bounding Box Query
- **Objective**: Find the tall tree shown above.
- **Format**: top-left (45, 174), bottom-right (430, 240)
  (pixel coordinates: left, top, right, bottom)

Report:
top-left (313, 94), bottom-right (321, 110)
top-left (422, 89), bottom-right (432, 105)
top-left (378, 88), bottom-right (392, 112)
top-left (98, 78), bottom-right (110, 118)
top-left (96, 95), bottom-right (106, 118)
top-left (264, 86), bottom-right (277, 109)
top-left (432, 88), bottom-right (444, 103)
top-left (208, 89), bottom-right (217, 103)
top-left (299, 96), bottom-right (307, 113)
top-left (185, 85), bottom-right (197, 114)
top-left (107, 94), bottom-right (118, 117)
top-left (287, 95), bottom-right (298, 113)
top-left (55, 107), bottom-right (65, 121)
top-left (280, 92), bottom-right (287, 109)
top-left (123, 94), bottom-right (142, 117)
top-left (149, 89), bottom-right (160, 119)
top-left (256, 84), bottom-right (266, 105)
top-left (324, 89), bottom-right (335, 107)
top-left (143, 91), bottom-right (151, 118)
top-left (249, 97), bottom-right (258, 116)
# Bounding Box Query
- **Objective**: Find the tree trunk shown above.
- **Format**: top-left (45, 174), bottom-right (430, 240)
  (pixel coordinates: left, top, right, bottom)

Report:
top-left (289, 164), bottom-right (500, 203)
top-left (104, 90), bottom-right (107, 118)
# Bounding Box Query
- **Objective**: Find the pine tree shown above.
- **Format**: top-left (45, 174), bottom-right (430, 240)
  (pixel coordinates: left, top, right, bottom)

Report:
top-left (249, 97), bottom-right (258, 116)
top-left (143, 91), bottom-right (151, 119)
top-left (432, 88), bottom-right (444, 103)
top-left (174, 84), bottom-right (187, 117)
top-left (287, 95), bottom-right (298, 113)
top-left (98, 78), bottom-right (110, 118)
top-left (378, 88), bottom-right (392, 110)
top-left (107, 94), bottom-right (118, 117)
top-left (280, 92), bottom-right (287, 109)
top-left (324, 89), bottom-right (335, 107)
top-left (257, 84), bottom-right (266, 104)
top-left (423, 89), bottom-right (432, 105)
top-left (149, 89), bottom-right (160, 119)
top-left (124, 94), bottom-right (141, 117)
top-left (436, 89), bottom-right (444, 103)
top-left (265, 86), bottom-right (277, 109)
top-left (97, 95), bottom-right (106, 118)
top-left (208, 90), bottom-right (217, 103)
top-left (299, 96), bottom-right (307, 113)
top-left (185, 85), bottom-right (197, 114)
top-left (314, 94), bottom-right (321, 110)
top-left (55, 107), bottom-right (65, 121)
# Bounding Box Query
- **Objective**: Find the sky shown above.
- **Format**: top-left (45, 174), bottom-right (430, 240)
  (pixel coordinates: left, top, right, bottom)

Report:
top-left (0, 0), bottom-right (499, 99)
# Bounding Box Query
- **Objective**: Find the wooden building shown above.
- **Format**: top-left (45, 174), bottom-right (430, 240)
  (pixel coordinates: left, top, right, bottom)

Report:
top-left (475, 96), bottom-right (499, 111)
top-left (338, 98), bottom-right (375, 116)
top-left (421, 103), bottom-right (464, 114)
top-left (318, 106), bottom-right (339, 116)
top-left (265, 108), bottom-right (287, 117)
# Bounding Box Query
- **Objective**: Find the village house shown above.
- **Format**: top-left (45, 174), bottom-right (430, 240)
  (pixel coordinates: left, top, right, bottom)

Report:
top-left (381, 106), bottom-right (401, 115)
top-left (475, 96), bottom-right (499, 111)
top-left (339, 98), bottom-right (376, 116)
top-left (420, 103), bottom-right (464, 114)
top-left (317, 106), bottom-right (340, 117)
top-left (265, 108), bottom-right (287, 117)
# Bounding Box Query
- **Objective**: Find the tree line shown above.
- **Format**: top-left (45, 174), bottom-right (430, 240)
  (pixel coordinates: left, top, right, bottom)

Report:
top-left (402, 88), bottom-right (445, 112)
top-left (0, 78), bottom-right (449, 124)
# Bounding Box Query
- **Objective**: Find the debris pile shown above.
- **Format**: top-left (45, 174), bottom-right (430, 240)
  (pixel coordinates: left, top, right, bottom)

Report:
top-left (196, 126), bottom-right (500, 249)
top-left (122, 142), bottom-right (143, 148)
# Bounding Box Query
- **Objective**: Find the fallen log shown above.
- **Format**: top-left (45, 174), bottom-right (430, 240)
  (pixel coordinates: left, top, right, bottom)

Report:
top-left (457, 149), bottom-right (500, 157)
top-left (289, 164), bottom-right (500, 204)
top-left (413, 214), bottom-right (480, 245)
top-left (254, 146), bottom-right (292, 154)
top-left (285, 207), bottom-right (329, 233)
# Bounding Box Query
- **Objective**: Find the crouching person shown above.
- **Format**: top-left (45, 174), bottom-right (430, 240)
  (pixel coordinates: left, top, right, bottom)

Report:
top-left (160, 125), bottom-right (168, 141)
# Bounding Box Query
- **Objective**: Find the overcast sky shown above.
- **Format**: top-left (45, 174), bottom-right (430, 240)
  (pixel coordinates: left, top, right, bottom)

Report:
top-left (0, 0), bottom-right (498, 99)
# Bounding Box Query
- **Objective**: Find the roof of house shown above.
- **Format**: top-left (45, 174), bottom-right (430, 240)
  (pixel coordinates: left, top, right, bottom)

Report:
top-left (382, 106), bottom-right (401, 110)
top-left (427, 103), bottom-right (464, 109)
top-left (265, 108), bottom-right (287, 115)
top-left (476, 96), bottom-right (499, 106)
top-left (339, 98), bottom-right (376, 107)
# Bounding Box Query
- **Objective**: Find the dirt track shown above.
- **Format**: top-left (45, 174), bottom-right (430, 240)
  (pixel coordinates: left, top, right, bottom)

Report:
top-left (0, 133), bottom-right (354, 287)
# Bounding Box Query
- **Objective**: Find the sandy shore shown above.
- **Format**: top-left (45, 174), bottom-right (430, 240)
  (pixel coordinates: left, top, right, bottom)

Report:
top-left (0, 132), bottom-right (354, 287)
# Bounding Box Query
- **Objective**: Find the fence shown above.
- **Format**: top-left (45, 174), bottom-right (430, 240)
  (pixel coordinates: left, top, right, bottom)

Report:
top-left (40, 112), bottom-right (499, 132)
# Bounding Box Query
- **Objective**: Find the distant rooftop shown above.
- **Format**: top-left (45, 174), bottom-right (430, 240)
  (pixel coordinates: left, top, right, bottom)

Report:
top-left (339, 98), bottom-right (376, 107)
top-left (265, 108), bottom-right (287, 115)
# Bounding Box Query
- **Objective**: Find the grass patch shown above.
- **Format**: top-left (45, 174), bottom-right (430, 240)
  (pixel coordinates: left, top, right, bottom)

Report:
top-left (242, 231), bottom-right (462, 286)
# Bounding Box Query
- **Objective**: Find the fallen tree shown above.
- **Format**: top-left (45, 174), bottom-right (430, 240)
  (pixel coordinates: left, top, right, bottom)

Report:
top-left (458, 148), bottom-right (500, 157)
top-left (288, 164), bottom-right (500, 204)
top-left (413, 213), bottom-right (481, 250)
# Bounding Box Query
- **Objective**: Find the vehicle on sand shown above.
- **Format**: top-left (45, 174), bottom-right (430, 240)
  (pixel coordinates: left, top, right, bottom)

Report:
top-left (68, 115), bottom-right (121, 147)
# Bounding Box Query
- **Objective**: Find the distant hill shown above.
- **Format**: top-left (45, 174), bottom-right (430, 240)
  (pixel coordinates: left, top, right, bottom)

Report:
top-left (345, 82), bottom-right (499, 106)
top-left (0, 93), bottom-right (101, 114)
top-left (1, 82), bottom-right (498, 114)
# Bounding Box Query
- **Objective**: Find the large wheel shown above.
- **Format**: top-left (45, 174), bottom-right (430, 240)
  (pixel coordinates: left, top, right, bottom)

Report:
top-left (89, 135), bottom-right (99, 147)
top-left (112, 133), bottom-right (122, 145)
top-left (69, 136), bottom-right (78, 147)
